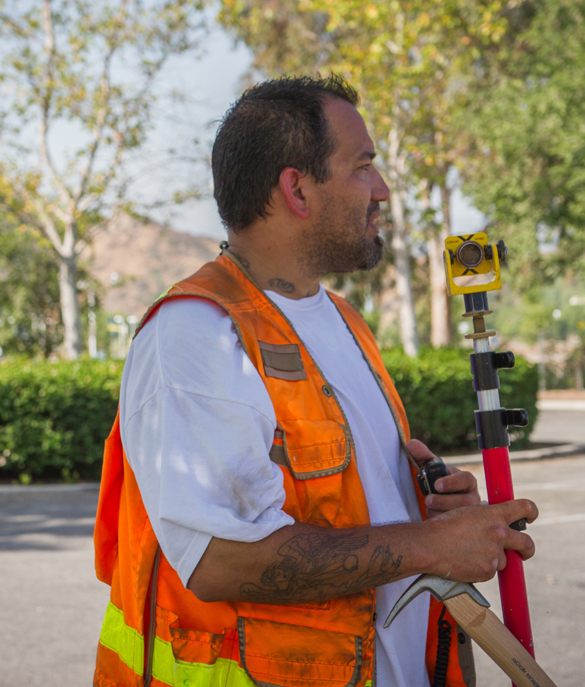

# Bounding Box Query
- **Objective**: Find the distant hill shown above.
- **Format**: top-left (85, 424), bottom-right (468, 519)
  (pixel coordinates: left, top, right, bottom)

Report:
top-left (82, 213), bottom-right (221, 317)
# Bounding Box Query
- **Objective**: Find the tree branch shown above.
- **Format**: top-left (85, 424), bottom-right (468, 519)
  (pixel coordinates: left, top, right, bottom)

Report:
top-left (39, 0), bottom-right (74, 211)
top-left (72, 0), bottom-right (131, 207)
top-left (72, 52), bottom-right (116, 207)
top-left (0, 187), bottom-right (65, 258)
top-left (74, 219), bottom-right (110, 255)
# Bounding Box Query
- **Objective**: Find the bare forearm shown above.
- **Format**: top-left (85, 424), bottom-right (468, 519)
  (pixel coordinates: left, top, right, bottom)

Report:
top-left (188, 499), bottom-right (539, 604)
top-left (188, 520), bottom-right (435, 604)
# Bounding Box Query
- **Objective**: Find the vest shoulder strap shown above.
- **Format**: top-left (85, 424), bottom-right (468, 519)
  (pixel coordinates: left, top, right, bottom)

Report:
top-left (134, 254), bottom-right (265, 351)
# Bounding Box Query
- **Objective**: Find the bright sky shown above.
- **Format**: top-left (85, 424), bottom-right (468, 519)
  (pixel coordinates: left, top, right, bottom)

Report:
top-left (142, 19), bottom-right (251, 239)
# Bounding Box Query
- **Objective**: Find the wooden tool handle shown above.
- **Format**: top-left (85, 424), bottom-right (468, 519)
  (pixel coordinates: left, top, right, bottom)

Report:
top-left (444, 595), bottom-right (557, 687)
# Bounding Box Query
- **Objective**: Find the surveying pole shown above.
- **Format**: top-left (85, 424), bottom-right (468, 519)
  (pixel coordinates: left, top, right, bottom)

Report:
top-left (443, 233), bottom-right (535, 671)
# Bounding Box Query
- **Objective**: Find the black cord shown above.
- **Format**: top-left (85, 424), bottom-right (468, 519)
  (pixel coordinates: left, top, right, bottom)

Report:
top-left (432, 605), bottom-right (452, 687)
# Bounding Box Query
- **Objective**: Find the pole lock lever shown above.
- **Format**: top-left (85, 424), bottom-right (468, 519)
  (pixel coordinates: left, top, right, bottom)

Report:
top-left (493, 351), bottom-right (515, 369)
top-left (503, 408), bottom-right (529, 427)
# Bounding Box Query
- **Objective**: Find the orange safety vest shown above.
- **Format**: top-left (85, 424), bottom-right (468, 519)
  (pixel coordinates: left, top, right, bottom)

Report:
top-left (94, 251), bottom-right (475, 687)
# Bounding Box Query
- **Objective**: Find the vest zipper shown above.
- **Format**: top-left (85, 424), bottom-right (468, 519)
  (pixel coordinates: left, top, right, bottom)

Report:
top-left (144, 547), bottom-right (161, 687)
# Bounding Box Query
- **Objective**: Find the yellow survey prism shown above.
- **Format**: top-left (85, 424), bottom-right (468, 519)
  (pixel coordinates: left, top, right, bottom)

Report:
top-left (443, 232), bottom-right (504, 296)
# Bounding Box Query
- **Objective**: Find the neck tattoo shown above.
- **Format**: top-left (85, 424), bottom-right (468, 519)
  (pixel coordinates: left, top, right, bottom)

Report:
top-left (229, 251), bottom-right (250, 269)
top-left (268, 278), bottom-right (296, 294)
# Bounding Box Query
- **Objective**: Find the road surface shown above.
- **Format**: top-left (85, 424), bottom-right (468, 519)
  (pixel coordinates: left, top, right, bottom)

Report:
top-left (0, 409), bottom-right (583, 686)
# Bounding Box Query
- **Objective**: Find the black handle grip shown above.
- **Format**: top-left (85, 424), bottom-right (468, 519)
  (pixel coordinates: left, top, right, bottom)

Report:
top-left (510, 518), bottom-right (527, 531)
top-left (417, 460), bottom-right (449, 496)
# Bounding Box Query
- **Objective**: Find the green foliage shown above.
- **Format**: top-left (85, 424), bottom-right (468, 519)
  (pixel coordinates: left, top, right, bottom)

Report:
top-left (0, 348), bottom-right (539, 483)
top-left (0, 214), bottom-right (105, 358)
top-left (460, 0), bottom-right (585, 289)
top-left (382, 346), bottom-right (539, 453)
top-left (0, 358), bottom-right (123, 483)
top-left (0, 217), bottom-right (63, 357)
top-left (490, 277), bottom-right (585, 345)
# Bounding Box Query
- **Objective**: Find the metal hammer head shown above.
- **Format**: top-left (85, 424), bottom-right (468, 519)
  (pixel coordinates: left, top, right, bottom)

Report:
top-left (383, 574), bottom-right (490, 628)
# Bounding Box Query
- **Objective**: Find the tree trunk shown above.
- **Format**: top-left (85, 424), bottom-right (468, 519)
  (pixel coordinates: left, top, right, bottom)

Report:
top-left (429, 183), bottom-right (452, 347)
top-left (59, 256), bottom-right (81, 359)
top-left (387, 126), bottom-right (419, 356)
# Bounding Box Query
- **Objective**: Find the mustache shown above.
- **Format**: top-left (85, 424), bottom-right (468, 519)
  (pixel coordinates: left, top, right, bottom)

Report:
top-left (366, 202), bottom-right (380, 223)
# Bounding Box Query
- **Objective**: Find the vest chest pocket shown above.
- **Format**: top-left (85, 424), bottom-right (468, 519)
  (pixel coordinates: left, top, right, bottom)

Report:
top-left (237, 617), bottom-right (363, 687)
top-left (259, 341), bottom-right (306, 381)
top-left (269, 421), bottom-right (351, 480)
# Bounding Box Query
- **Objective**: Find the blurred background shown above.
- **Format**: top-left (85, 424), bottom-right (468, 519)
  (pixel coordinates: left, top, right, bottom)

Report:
top-left (0, 1), bottom-right (584, 685)
top-left (3, 0), bottom-right (585, 478)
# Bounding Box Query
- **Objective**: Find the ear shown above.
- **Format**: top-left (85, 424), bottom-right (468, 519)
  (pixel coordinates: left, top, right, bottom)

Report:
top-left (278, 167), bottom-right (311, 219)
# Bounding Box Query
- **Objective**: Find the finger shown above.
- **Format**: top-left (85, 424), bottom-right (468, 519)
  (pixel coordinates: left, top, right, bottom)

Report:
top-left (497, 553), bottom-right (507, 571)
top-left (406, 439), bottom-right (436, 466)
top-left (425, 493), bottom-right (481, 512)
top-left (503, 529), bottom-right (536, 560)
top-left (434, 470), bottom-right (478, 495)
top-left (498, 498), bottom-right (539, 525)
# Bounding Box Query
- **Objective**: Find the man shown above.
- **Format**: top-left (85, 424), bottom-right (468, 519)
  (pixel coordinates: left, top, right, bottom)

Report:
top-left (94, 75), bottom-right (538, 687)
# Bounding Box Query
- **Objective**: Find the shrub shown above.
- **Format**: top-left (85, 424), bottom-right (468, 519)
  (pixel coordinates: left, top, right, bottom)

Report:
top-left (0, 357), bottom-right (123, 483)
top-left (382, 346), bottom-right (539, 454)
top-left (0, 346), bottom-right (539, 483)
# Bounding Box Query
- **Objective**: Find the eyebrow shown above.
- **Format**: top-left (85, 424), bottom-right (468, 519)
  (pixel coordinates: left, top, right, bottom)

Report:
top-left (356, 150), bottom-right (376, 162)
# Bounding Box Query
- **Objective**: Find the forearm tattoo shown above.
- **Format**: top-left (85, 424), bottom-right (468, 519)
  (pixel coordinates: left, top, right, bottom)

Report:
top-left (240, 532), bottom-right (403, 604)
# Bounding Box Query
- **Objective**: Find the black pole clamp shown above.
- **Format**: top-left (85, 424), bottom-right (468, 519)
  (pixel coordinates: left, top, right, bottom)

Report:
top-left (470, 351), bottom-right (516, 392)
top-left (475, 408), bottom-right (529, 449)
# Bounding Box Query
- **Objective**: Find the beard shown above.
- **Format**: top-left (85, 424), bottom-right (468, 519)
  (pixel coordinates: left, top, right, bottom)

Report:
top-left (297, 197), bottom-right (384, 276)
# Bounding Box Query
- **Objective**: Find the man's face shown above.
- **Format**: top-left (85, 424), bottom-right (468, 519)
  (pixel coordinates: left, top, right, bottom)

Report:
top-left (297, 97), bottom-right (390, 276)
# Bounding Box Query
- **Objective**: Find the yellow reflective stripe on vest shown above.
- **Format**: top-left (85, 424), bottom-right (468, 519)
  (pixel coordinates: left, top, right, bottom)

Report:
top-left (152, 635), bottom-right (254, 687)
top-left (99, 601), bottom-right (144, 676)
top-left (152, 635), bottom-right (174, 685)
top-left (100, 601), bottom-right (254, 686)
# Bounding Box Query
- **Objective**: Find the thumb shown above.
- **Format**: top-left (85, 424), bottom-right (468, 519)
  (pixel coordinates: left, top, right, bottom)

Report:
top-left (406, 439), bottom-right (436, 466)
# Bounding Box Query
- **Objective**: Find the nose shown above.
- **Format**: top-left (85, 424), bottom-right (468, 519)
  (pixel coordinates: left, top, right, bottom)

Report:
top-left (372, 166), bottom-right (390, 202)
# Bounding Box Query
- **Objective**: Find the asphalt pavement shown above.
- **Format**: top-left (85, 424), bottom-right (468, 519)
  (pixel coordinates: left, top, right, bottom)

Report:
top-left (463, 455), bottom-right (585, 686)
top-left (0, 485), bottom-right (109, 686)
top-left (530, 406), bottom-right (585, 445)
top-left (0, 408), bottom-right (584, 686)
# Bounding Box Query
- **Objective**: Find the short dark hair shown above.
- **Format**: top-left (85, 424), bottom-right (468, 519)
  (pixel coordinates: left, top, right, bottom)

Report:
top-left (212, 74), bottom-right (359, 232)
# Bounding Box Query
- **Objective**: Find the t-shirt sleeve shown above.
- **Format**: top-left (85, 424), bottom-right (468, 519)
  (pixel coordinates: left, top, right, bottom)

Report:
top-left (119, 297), bottom-right (295, 587)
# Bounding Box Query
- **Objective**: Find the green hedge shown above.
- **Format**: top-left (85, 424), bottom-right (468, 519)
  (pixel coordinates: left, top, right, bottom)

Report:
top-left (0, 348), bottom-right (538, 483)
top-left (382, 346), bottom-right (539, 454)
top-left (0, 358), bottom-right (123, 483)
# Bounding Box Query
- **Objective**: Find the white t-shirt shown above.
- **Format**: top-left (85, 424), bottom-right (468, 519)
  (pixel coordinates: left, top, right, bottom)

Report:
top-left (120, 284), bottom-right (430, 687)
